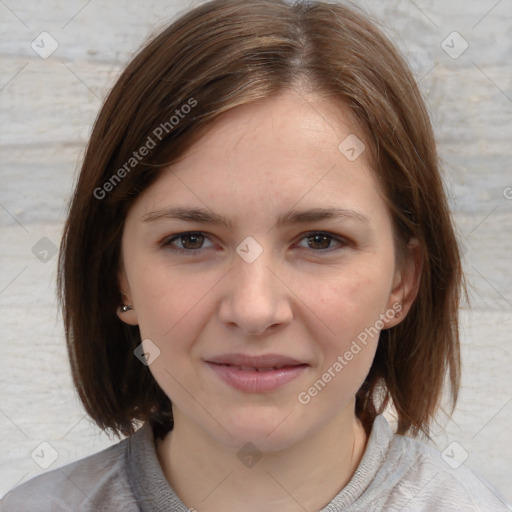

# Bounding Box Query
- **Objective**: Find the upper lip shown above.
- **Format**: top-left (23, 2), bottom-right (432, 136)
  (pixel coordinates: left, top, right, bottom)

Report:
top-left (205, 353), bottom-right (307, 368)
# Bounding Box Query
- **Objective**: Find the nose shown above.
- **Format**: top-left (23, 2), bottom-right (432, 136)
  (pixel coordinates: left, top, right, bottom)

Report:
top-left (218, 248), bottom-right (293, 336)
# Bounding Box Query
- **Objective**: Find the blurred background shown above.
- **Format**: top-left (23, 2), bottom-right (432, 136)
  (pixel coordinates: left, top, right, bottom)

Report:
top-left (1, 0), bottom-right (511, 503)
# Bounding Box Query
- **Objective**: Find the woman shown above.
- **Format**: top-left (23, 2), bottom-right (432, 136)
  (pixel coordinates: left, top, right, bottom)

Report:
top-left (2, 0), bottom-right (509, 510)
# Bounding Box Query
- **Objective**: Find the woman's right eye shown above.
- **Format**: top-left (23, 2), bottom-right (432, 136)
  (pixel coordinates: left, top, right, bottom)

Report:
top-left (161, 232), bottom-right (214, 256)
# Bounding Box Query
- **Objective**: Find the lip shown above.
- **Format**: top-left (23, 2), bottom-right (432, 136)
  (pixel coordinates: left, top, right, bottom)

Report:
top-left (206, 353), bottom-right (306, 367)
top-left (204, 353), bottom-right (309, 393)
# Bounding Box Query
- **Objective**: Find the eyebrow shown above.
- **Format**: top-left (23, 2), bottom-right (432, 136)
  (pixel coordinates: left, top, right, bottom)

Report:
top-left (142, 206), bottom-right (369, 229)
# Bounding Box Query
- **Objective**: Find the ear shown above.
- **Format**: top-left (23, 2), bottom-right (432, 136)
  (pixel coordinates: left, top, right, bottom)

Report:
top-left (383, 237), bottom-right (423, 329)
top-left (116, 265), bottom-right (139, 326)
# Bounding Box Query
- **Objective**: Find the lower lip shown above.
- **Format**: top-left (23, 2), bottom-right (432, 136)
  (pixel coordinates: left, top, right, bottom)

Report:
top-left (205, 362), bottom-right (308, 393)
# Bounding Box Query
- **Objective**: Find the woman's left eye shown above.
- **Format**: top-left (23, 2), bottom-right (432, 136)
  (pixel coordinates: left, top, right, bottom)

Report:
top-left (295, 232), bottom-right (348, 252)
top-left (160, 231), bottom-right (348, 255)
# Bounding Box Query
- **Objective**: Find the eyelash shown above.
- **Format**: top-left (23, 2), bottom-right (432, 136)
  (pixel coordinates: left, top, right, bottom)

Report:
top-left (160, 231), bottom-right (349, 256)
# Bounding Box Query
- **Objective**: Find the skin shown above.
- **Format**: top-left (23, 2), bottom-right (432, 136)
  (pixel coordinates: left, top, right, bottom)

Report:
top-left (118, 88), bottom-right (422, 512)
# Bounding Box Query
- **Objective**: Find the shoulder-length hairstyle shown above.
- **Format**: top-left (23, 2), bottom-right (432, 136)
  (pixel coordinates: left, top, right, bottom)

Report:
top-left (58, 0), bottom-right (464, 440)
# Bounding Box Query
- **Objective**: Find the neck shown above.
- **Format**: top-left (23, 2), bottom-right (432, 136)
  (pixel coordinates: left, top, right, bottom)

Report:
top-left (156, 406), bottom-right (369, 512)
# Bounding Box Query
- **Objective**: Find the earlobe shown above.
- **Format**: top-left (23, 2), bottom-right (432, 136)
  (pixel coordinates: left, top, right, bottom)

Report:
top-left (385, 237), bottom-right (423, 328)
top-left (117, 267), bottom-right (139, 326)
top-left (116, 303), bottom-right (139, 326)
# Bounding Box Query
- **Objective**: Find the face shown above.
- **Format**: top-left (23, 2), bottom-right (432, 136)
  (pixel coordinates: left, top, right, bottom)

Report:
top-left (118, 89), bottom-right (418, 451)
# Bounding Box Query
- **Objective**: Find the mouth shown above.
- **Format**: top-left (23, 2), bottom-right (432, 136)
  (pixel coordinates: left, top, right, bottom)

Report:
top-left (204, 353), bottom-right (309, 393)
top-left (213, 364), bottom-right (301, 372)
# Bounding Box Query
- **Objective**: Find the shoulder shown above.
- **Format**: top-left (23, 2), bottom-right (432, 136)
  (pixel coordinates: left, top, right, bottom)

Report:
top-left (0, 433), bottom-right (138, 512)
top-left (364, 416), bottom-right (511, 511)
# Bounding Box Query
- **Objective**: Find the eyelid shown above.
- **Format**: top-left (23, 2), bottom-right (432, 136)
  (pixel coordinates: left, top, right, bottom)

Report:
top-left (293, 231), bottom-right (350, 251)
top-left (160, 231), bottom-right (215, 253)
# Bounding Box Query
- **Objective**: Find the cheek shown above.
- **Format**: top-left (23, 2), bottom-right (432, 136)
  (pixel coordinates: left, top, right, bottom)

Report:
top-left (300, 263), bottom-right (392, 339)
top-left (128, 264), bottom-right (215, 400)
top-left (296, 261), bottom-right (393, 395)
top-left (125, 248), bottom-right (216, 340)
top-left (299, 274), bottom-right (386, 407)
top-left (135, 271), bottom-right (216, 342)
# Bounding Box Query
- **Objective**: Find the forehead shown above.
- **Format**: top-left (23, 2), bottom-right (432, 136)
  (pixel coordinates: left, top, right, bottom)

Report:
top-left (180, 88), bottom-right (369, 172)
top-left (130, 89), bottom-right (385, 223)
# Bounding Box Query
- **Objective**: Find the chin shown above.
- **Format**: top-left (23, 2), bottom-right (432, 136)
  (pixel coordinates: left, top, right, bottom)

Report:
top-left (215, 407), bottom-right (307, 452)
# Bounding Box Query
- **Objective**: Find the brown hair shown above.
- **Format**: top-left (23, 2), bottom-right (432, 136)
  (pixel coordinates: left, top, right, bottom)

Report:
top-left (58, 0), bottom-right (463, 440)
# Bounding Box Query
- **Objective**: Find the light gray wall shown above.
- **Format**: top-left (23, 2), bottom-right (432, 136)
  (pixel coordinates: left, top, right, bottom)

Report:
top-left (1, 0), bottom-right (511, 503)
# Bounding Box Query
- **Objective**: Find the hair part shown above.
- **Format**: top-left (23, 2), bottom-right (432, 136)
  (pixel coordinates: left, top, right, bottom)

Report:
top-left (58, 0), bottom-right (464, 440)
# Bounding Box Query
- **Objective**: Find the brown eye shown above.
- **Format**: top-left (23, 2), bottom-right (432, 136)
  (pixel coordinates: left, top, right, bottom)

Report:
top-left (161, 232), bottom-right (213, 255)
top-left (179, 233), bottom-right (205, 249)
top-left (307, 233), bottom-right (331, 250)
top-left (296, 232), bottom-right (348, 252)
